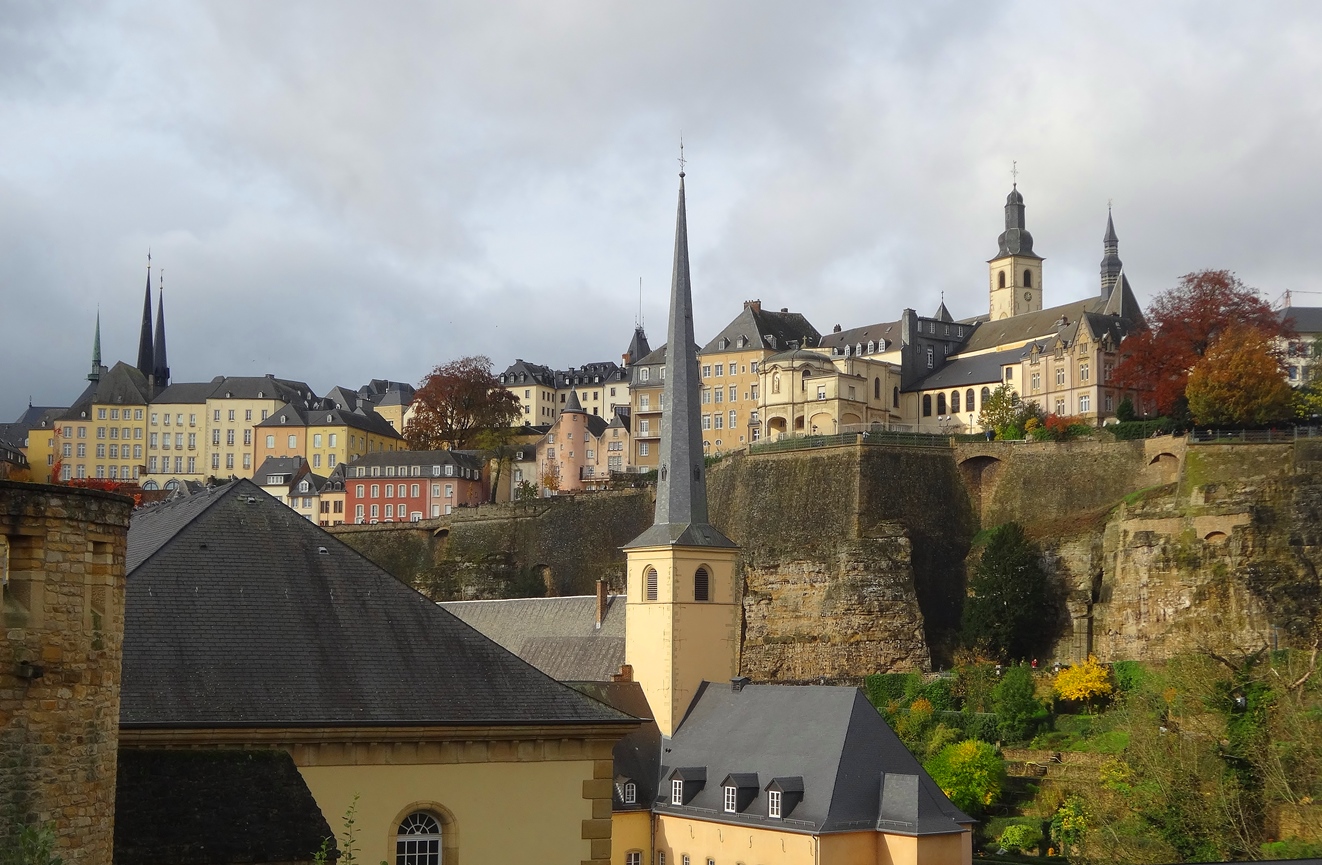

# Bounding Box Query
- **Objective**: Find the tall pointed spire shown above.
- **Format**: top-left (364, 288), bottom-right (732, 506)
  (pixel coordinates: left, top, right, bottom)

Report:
top-left (136, 252), bottom-right (155, 377)
top-left (88, 311), bottom-right (102, 383)
top-left (625, 166), bottom-right (734, 549)
top-left (153, 270), bottom-right (170, 388)
top-left (1100, 206), bottom-right (1123, 298)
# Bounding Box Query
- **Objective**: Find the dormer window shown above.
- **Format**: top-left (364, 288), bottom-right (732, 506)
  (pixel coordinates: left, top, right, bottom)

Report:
top-left (624, 782), bottom-right (637, 804)
top-left (765, 777), bottom-right (803, 818)
top-left (671, 779), bottom-right (683, 805)
top-left (724, 786), bottom-right (737, 813)
top-left (768, 790), bottom-right (782, 818)
top-left (299, 481), bottom-right (309, 492)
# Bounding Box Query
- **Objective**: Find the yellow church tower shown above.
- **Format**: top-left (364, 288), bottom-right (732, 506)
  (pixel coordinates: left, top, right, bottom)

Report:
top-left (988, 183), bottom-right (1044, 320)
top-left (623, 166), bottom-right (741, 738)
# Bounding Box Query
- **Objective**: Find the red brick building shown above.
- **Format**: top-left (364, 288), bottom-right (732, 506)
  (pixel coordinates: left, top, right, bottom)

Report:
top-left (343, 449), bottom-right (486, 523)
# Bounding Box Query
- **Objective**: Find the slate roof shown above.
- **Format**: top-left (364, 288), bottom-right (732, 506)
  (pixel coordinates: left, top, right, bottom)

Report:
top-left (254, 400), bottom-right (402, 439)
top-left (909, 347), bottom-right (1021, 392)
top-left (625, 326), bottom-right (652, 366)
top-left (568, 681), bottom-right (661, 811)
top-left (61, 362), bottom-right (152, 420)
top-left (10, 405), bottom-right (63, 428)
top-left (356, 378), bottom-right (416, 407)
top-left (113, 749), bottom-right (332, 865)
top-left (121, 479), bottom-right (637, 728)
top-left (501, 360), bottom-right (557, 387)
top-left (701, 304), bottom-right (822, 354)
top-left (208, 375), bottom-right (314, 404)
top-left (1281, 306), bottom-right (1322, 335)
top-left (341, 449), bottom-right (483, 478)
top-left (958, 297), bottom-right (1106, 355)
top-left (819, 321), bottom-right (902, 355)
top-left (439, 594), bottom-right (626, 682)
top-left (658, 683), bottom-right (972, 835)
top-left (152, 382), bottom-right (218, 405)
top-left (253, 456), bottom-right (309, 488)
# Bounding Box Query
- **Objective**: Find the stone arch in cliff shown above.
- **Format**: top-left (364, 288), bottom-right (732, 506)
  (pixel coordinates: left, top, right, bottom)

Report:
top-left (433, 527), bottom-right (450, 539)
top-left (1148, 452), bottom-right (1179, 484)
top-left (1204, 530), bottom-right (1228, 543)
top-left (957, 455), bottom-right (1004, 523)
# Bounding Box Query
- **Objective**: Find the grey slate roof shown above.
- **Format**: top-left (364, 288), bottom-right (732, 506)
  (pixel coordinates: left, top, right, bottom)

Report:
top-left (701, 304), bottom-right (821, 354)
top-left (207, 375), bottom-right (314, 404)
top-left (121, 479), bottom-right (637, 728)
top-left (439, 594), bottom-right (626, 682)
top-left (254, 399), bottom-right (402, 438)
top-left (10, 405), bottom-right (63, 428)
top-left (1281, 306), bottom-right (1322, 335)
top-left (61, 361), bottom-right (152, 420)
top-left (568, 681), bottom-right (661, 811)
top-left (958, 297), bottom-right (1105, 355)
top-left (113, 749), bottom-right (332, 865)
top-left (909, 347), bottom-right (1021, 392)
top-left (625, 326), bottom-right (652, 366)
top-left (819, 321), bottom-right (902, 355)
top-left (152, 382), bottom-right (217, 405)
top-left (658, 683), bottom-right (972, 835)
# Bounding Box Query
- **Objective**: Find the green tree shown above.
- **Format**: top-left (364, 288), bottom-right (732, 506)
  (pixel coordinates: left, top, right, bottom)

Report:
top-left (978, 384), bottom-right (1041, 439)
top-left (961, 523), bottom-right (1053, 662)
top-left (1, 824), bottom-right (64, 865)
top-left (1050, 795), bottom-right (1089, 856)
top-left (1186, 324), bottom-right (1294, 426)
top-left (992, 664), bottom-right (1048, 742)
top-left (924, 739), bottom-right (1005, 815)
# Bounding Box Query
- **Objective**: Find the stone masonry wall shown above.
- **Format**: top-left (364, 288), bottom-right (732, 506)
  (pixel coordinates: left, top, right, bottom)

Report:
top-left (0, 481), bottom-right (132, 865)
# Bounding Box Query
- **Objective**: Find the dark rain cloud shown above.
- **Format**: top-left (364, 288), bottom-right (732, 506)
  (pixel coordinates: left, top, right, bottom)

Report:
top-left (2, 1), bottom-right (1321, 418)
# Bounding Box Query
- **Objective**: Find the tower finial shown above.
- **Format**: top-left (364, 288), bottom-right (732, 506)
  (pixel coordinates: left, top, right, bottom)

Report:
top-left (678, 135), bottom-right (686, 177)
top-left (1011, 160), bottom-right (1018, 187)
top-left (88, 309), bottom-right (102, 382)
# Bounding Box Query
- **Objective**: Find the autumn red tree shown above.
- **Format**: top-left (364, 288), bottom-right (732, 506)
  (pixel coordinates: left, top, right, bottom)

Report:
top-left (1186, 324), bottom-right (1294, 426)
top-left (1113, 270), bottom-right (1285, 417)
top-left (404, 356), bottom-right (521, 451)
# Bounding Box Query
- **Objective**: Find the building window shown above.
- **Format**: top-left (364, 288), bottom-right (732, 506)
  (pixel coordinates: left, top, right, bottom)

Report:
top-left (1024, 269), bottom-right (1032, 288)
top-left (1055, 398), bottom-right (1066, 415)
top-left (769, 789), bottom-right (782, 818)
top-left (1079, 362), bottom-right (1090, 382)
top-left (922, 395), bottom-right (932, 417)
top-left (1056, 367), bottom-right (1066, 386)
top-left (639, 442), bottom-right (649, 456)
top-left (998, 271), bottom-right (1006, 289)
top-left (1105, 392), bottom-right (1114, 412)
top-left (817, 386), bottom-right (826, 400)
top-left (646, 567), bottom-right (659, 601)
top-left (395, 812), bottom-right (442, 865)
top-left (701, 365), bottom-right (711, 378)
top-left (1004, 367), bottom-right (1013, 381)
top-left (626, 854), bottom-right (641, 865)
top-left (671, 779), bottom-right (683, 805)
top-left (926, 346), bottom-right (933, 368)
top-left (724, 785), bottom-right (737, 813)
top-left (1079, 394), bottom-right (1091, 413)
top-left (981, 386), bottom-right (991, 406)
top-left (624, 781), bottom-right (637, 804)
top-left (937, 393), bottom-right (947, 415)
top-left (694, 567), bottom-right (710, 601)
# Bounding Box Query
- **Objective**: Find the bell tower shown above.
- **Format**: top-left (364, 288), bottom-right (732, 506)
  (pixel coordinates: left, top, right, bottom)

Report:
top-left (623, 165), bottom-right (740, 738)
top-left (988, 183), bottom-right (1044, 320)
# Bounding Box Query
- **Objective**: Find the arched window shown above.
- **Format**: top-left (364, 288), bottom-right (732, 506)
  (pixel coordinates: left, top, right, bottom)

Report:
top-left (396, 812), bottom-right (442, 865)
top-left (1024, 270), bottom-right (1032, 288)
top-left (937, 393), bottom-right (947, 415)
top-left (867, 340), bottom-right (875, 353)
top-left (980, 386), bottom-right (991, 406)
top-left (893, 386), bottom-right (900, 408)
top-left (966, 389), bottom-right (975, 411)
top-left (873, 377), bottom-right (881, 399)
top-left (623, 781), bottom-right (638, 804)
top-left (951, 391), bottom-right (960, 413)
top-left (771, 373), bottom-right (781, 394)
top-left (843, 344), bottom-right (851, 357)
top-left (645, 567), bottom-right (658, 601)
top-left (694, 567), bottom-right (710, 601)
top-left (998, 271), bottom-right (1006, 288)
top-left (922, 395), bottom-right (932, 417)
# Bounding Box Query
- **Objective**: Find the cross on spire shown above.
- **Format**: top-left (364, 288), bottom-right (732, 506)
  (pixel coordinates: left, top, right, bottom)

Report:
top-left (1011, 160), bottom-right (1018, 186)
top-left (678, 136), bottom-right (686, 176)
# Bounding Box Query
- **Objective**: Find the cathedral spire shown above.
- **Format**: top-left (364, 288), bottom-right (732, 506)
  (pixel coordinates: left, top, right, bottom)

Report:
top-left (625, 167), bottom-right (733, 549)
top-left (1100, 206), bottom-right (1123, 298)
top-left (88, 311), bottom-right (102, 383)
top-left (136, 252), bottom-right (155, 377)
top-left (152, 270), bottom-right (170, 388)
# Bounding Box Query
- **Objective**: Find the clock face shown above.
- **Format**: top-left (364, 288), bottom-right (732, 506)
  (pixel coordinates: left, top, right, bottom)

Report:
top-left (1024, 292), bottom-right (1032, 301)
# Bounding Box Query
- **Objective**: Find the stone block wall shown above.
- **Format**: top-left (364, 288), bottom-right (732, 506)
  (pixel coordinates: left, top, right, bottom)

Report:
top-left (0, 481), bottom-right (132, 864)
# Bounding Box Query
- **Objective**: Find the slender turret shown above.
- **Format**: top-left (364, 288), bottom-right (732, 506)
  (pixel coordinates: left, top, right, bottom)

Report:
top-left (136, 255), bottom-right (154, 377)
top-left (152, 275), bottom-right (169, 389)
top-left (1100, 208), bottom-right (1123, 298)
top-left (88, 311), bottom-right (102, 383)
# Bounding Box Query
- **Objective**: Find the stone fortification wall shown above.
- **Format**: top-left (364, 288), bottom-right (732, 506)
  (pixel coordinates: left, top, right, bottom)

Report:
top-left (332, 491), bottom-right (653, 599)
top-left (707, 447), bottom-right (946, 678)
top-left (0, 481), bottom-right (132, 864)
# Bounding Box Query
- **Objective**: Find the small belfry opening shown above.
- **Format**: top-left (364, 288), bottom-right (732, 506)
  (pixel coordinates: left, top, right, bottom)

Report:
top-left (694, 567), bottom-right (710, 601)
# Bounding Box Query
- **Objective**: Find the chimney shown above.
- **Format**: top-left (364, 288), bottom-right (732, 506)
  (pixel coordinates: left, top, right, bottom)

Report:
top-left (595, 579), bottom-right (608, 628)
top-left (611, 664), bottom-right (634, 683)
top-left (743, 299), bottom-right (761, 312)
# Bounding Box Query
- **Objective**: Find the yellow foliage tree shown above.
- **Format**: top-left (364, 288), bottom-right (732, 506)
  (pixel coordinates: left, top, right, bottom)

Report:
top-left (1186, 324), bottom-right (1294, 426)
top-left (1054, 655), bottom-right (1113, 711)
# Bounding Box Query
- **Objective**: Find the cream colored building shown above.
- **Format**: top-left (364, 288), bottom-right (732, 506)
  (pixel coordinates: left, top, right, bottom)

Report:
top-left (758, 349), bottom-right (904, 439)
top-left (254, 390), bottom-right (403, 474)
top-left (56, 361), bottom-right (151, 482)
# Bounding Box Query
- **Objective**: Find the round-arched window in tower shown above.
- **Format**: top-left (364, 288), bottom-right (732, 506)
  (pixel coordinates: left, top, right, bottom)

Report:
top-left (645, 567), bottom-right (659, 601)
top-left (694, 567), bottom-right (710, 601)
top-left (396, 812), bottom-right (443, 865)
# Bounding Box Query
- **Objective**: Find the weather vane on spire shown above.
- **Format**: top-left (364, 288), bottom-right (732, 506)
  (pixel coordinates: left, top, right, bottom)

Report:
top-left (1011, 160), bottom-right (1018, 186)
top-left (678, 135), bottom-right (686, 176)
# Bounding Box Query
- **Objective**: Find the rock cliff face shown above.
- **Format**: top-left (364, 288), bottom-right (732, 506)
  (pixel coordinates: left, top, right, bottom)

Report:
top-left (334, 436), bottom-right (1322, 679)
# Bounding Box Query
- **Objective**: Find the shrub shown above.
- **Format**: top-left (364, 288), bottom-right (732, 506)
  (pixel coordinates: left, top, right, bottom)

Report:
top-left (1111, 659), bottom-right (1147, 693)
top-left (919, 677), bottom-right (957, 712)
top-left (1261, 838), bottom-right (1322, 860)
top-left (864, 672), bottom-right (920, 711)
top-left (992, 664), bottom-right (1049, 742)
top-left (1116, 397), bottom-right (1136, 422)
top-left (1054, 656), bottom-right (1113, 711)
top-left (1050, 795), bottom-right (1089, 855)
top-left (924, 739), bottom-right (1005, 815)
top-left (998, 822), bottom-right (1042, 854)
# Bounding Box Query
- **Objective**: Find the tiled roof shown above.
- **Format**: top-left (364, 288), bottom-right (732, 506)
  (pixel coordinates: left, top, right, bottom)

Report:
top-left (121, 480), bottom-right (637, 728)
top-left (113, 749), bottom-right (332, 865)
top-left (657, 684), bottom-right (972, 835)
top-left (439, 594), bottom-right (625, 682)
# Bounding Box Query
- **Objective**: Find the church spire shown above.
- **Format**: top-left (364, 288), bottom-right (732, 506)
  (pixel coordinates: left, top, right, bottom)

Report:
top-left (626, 166), bottom-right (733, 549)
top-left (152, 270), bottom-right (170, 389)
top-left (1100, 206), bottom-right (1123, 298)
top-left (88, 311), bottom-right (102, 383)
top-left (136, 252), bottom-right (154, 377)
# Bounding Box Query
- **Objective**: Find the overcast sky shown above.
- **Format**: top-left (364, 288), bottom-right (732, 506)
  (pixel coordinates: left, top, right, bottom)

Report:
top-left (3, 1), bottom-right (1321, 419)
